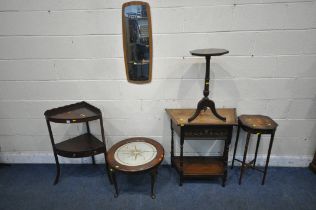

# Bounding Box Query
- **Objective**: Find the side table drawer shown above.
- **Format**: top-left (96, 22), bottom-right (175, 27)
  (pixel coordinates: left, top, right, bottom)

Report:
top-left (184, 126), bottom-right (229, 139)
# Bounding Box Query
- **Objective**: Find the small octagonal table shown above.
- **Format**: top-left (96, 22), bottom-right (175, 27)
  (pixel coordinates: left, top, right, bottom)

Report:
top-left (107, 137), bottom-right (164, 199)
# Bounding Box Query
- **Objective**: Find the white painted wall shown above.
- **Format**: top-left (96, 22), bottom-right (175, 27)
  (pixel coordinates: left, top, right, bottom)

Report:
top-left (0, 0), bottom-right (315, 166)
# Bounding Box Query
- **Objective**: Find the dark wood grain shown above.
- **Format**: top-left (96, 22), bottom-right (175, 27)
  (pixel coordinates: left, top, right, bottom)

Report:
top-left (173, 157), bottom-right (225, 176)
top-left (44, 101), bottom-right (111, 185)
top-left (166, 108), bottom-right (237, 126)
top-left (44, 101), bottom-right (101, 123)
top-left (167, 108), bottom-right (235, 186)
top-left (107, 137), bottom-right (164, 173)
top-left (55, 133), bottom-right (105, 158)
top-left (188, 49), bottom-right (229, 122)
top-left (231, 115), bottom-right (278, 185)
top-left (107, 137), bottom-right (164, 198)
top-left (239, 115), bottom-right (278, 131)
top-left (190, 48), bottom-right (229, 56)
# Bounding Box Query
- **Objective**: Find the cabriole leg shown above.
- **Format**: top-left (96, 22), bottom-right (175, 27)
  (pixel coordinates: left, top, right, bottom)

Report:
top-left (110, 169), bottom-right (119, 198)
top-left (151, 168), bottom-right (157, 199)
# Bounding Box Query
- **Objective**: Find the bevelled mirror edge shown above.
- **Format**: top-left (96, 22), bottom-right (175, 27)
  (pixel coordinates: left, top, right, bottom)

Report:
top-left (122, 1), bottom-right (153, 84)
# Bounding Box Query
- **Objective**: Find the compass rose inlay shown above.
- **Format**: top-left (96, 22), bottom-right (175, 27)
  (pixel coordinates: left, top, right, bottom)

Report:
top-left (114, 141), bottom-right (157, 166)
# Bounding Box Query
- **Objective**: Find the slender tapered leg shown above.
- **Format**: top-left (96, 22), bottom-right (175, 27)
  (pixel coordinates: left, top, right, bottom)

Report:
top-left (231, 125), bottom-right (241, 169)
top-left (262, 131), bottom-right (275, 185)
top-left (239, 133), bottom-right (251, 185)
top-left (151, 168), bottom-right (157, 199)
top-left (253, 134), bottom-right (261, 167)
top-left (170, 119), bottom-right (174, 168)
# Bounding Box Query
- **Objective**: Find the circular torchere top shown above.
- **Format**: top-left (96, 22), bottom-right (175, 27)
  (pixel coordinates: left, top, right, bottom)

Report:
top-left (190, 48), bottom-right (229, 57)
top-left (107, 137), bottom-right (164, 173)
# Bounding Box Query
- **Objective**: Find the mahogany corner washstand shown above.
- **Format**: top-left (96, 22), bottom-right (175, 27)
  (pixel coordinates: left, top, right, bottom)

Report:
top-left (107, 137), bottom-right (164, 199)
top-left (188, 48), bottom-right (229, 122)
top-left (44, 101), bottom-right (111, 185)
top-left (166, 108), bottom-right (237, 186)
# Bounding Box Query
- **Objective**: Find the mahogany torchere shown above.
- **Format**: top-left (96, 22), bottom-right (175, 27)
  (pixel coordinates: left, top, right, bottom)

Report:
top-left (166, 108), bottom-right (237, 186)
top-left (44, 101), bottom-right (111, 185)
top-left (188, 48), bottom-right (229, 122)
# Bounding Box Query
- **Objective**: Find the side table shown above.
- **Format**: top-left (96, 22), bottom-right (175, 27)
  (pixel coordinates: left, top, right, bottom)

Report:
top-left (166, 108), bottom-right (237, 186)
top-left (107, 137), bottom-right (164, 199)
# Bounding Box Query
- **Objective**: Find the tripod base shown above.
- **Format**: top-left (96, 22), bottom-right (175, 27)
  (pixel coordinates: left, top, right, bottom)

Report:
top-left (188, 97), bottom-right (226, 122)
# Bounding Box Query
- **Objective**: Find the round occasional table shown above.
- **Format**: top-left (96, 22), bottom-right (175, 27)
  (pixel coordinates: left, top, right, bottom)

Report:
top-left (107, 137), bottom-right (164, 199)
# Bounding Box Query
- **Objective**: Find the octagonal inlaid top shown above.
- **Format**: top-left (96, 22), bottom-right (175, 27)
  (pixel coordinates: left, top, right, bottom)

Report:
top-left (239, 115), bottom-right (278, 131)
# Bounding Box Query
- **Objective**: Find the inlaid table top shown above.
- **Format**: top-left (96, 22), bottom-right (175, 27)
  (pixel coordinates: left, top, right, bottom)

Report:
top-left (190, 48), bottom-right (229, 56)
top-left (107, 137), bottom-right (164, 173)
top-left (166, 108), bottom-right (237, 126)
top-left (238, 115), bottom-right (278, 130)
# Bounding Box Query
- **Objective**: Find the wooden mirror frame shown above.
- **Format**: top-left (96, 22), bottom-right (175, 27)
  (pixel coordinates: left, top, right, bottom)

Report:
top-left (122, 1), bottom-right (153, 84)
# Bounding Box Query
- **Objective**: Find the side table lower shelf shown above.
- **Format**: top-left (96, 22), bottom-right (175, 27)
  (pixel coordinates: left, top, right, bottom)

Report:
top-left (172, 156), bottom-right (225, 177)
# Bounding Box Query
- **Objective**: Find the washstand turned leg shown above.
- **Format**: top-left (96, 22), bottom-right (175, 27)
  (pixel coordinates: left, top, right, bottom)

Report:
top-left (151, 168), bottom-right (157, 199)
top-left (110, 169), bottom-right (119, 198)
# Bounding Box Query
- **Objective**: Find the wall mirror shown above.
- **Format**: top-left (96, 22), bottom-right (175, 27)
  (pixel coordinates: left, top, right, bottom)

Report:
top-left (122, 1), bottom-right (152, 83)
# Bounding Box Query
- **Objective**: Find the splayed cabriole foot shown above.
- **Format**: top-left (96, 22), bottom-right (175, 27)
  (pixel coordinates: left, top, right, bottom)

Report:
top-left (188, 97), bottom-right (226, 122)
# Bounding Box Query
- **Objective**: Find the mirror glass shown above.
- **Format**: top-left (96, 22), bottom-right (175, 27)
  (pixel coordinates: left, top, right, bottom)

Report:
top-left (122, 2), bottom-right (152, 83)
